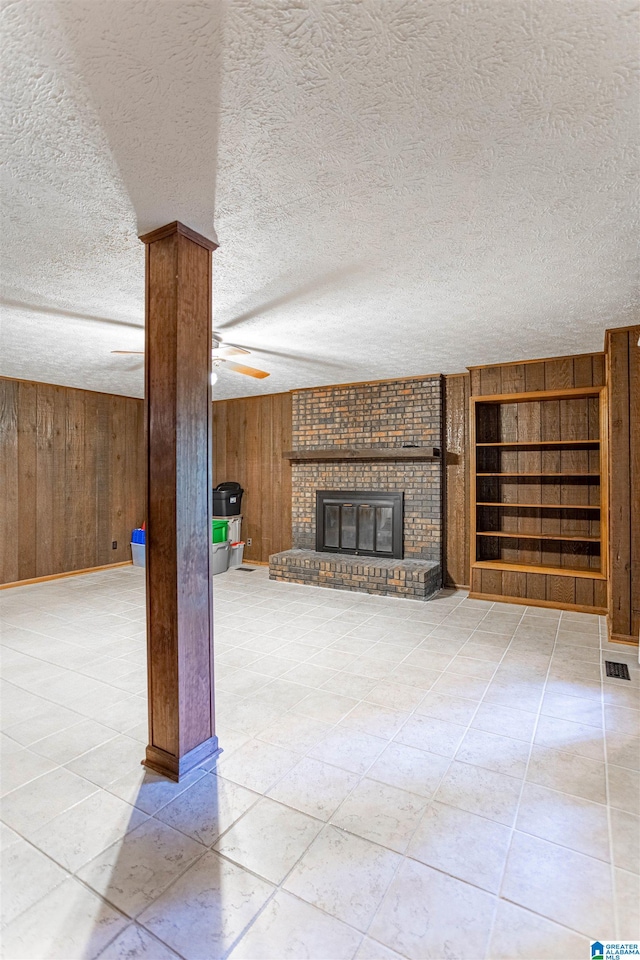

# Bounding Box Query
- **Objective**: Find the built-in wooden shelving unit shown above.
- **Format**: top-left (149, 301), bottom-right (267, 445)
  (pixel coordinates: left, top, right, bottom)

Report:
top-left (469, 382), bottom-right (608, 612)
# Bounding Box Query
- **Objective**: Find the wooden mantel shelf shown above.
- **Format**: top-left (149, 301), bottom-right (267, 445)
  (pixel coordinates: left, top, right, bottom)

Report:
top-left (283, 446), bottom-right (441, 462)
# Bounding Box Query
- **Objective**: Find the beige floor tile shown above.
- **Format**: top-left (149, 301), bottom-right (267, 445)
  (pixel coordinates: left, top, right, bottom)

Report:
top-left (414, 691), bottom-right (478, 725)
top-left (105, 765), bottom-right (208, 815)
top-left (610, 808), bottom-right (640, 874)
top-left (369, 857), bottom-right (495, 960)
top-left (1, 765), bottom-right (98, 837)
top-left (615, 868), bottom-right (640, 939)
top-left (1, 877), bottom-right (128, 960)
top-left (395, 714), bottom-right (467, 758)
top-left (364, 679), bottom-right (426, 711)
top-left (455, 728), bottom-right (530, 778)
top-left (295, 690), bottom-right (359, 724)
top-left (501, 831), bottom-right (614, 935)
top-left (517, 782), bottom-right (610, 861)
top-left (30, 789), bottom-right (148, 872)
top-left (284, 825), bottom-right (400, 932)
top-left (526, 744), bottom-right (607, 803)
top-left (213, 797), bottom-right (322, 883)
top-left (471, 701), bottom-right (537, 742)
top-left (1, 837), bottom-right (69, 926)
top-left (541, 691), bottom-right (604, 728)
top-left (534, 714), bottom-right (605, 762)
top-left (408, 800), bottom-right (511, 893)
top-left (435, 760), bottom-right (522, 825)
top-left (65, 734), bottom-right (144, 788)
top-left (253, 679), bottom-right (312, 711)
top-left (430, 672), bottom-right (491, 700)
top-left (95, 923), bottom-right (182, 959)
top-left (605, 704), bottom-right (640, 737)
top-left (138, 851), bottom-right (274, 960)
top-left (367, 741), bottom-right (450, 798)
top-left (155, 773), bottom-right (259, 846)
top-left (608, 763), bottom-right (640, 815)
top-left (213, 738), bottom-right (299, 793)
top-left (255, 711), bottom-right (333, 754)
top-left (323, 671), bottom-right (379, 699)
top-left (487, 900), bottom-right (590, 959)
top-left (28, 719), bottom-right (118, 765)
top-left (308, 726), bottom-right (386, 774)
top-left (0, 743), bottom-right (58, 796)
top-left (332, 777), bottom-right (427, 853)
top-left (341, 701), bottom-right (411, 740)
top-left (354, 937), bottom-right (405, 960)
top-left (606, 733), bottom-right (640, 772)
top-left (229, 889), bottom-right (362, 960)
top-left (77, 818), bottom-right (205, 917)
top-left (267, 756), bottom-right (359, 821)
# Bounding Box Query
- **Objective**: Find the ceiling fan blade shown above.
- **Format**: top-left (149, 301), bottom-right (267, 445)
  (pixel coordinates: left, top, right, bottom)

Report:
top-left (111, 350), bottom-right (145, 355)
top-left (222, 359), bottom-right (270, 379)
top-left (212, 345), bottom-right (250, 357)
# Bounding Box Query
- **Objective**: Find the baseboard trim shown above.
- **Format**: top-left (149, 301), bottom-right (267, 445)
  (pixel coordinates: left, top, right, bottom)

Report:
top-left (468, 591), bottom-right (606, 616)
top-left (608, 632), bottom-right (640, 647)
top-left (0, 561), bottom-right (134, 590)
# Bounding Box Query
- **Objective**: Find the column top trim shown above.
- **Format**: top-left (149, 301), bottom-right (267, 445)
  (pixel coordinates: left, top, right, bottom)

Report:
top-left (139, 221), bottom-right (218, 251)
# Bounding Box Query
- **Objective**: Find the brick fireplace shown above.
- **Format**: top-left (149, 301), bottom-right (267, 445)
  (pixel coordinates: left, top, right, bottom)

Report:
top-left (269, 375), bottom-right (443, 599)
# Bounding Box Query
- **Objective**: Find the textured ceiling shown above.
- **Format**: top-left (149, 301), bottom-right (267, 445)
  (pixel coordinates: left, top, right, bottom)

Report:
top-left (1, 0), bottom-right (637, 399)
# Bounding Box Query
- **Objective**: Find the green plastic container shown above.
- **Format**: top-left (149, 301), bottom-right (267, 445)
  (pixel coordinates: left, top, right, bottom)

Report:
top-left (212, 519), bottom-right (229, 543)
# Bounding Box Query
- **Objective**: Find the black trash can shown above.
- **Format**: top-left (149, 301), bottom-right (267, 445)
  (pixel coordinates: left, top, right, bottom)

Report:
top-left (213, 482), bottom-right (244, 517)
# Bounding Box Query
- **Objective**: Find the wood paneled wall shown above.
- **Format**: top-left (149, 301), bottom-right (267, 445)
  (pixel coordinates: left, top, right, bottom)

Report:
top-left (606, 325), bottom-right (640, 643)
top-left (444, 374), bottom-right (471, 587)
top-left (0, 378), bottom-right (145, 585)
top-left (212, 392), bottom-right (292, 564)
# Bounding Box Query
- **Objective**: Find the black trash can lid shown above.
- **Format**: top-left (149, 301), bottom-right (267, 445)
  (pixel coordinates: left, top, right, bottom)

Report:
top-left (215, 482), bottom-right (243, 492)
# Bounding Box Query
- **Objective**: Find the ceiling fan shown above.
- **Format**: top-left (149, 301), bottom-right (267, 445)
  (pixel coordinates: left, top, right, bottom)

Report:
top-left (111, 334), bottom-right (270, 379)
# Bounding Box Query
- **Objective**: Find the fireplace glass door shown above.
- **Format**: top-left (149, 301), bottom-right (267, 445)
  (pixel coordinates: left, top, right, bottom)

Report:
top-left (316, 491), bottom-right (403, 559)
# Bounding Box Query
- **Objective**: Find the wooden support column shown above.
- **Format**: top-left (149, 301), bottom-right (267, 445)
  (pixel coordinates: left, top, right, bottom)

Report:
top-left (140, 221), bottom-right (219, 780)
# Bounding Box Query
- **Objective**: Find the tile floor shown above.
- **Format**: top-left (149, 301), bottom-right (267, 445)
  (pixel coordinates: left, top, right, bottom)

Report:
top-left (1, 565), bottom-right (638, 960)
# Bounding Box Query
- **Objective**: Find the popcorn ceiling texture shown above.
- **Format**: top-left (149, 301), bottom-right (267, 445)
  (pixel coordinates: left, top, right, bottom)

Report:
top-left (0, 1), bottom-right (638, 399)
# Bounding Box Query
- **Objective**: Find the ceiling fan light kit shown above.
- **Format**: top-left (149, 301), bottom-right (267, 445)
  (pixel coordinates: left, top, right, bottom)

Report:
top-left (112, 338), bottom-right (270, 379)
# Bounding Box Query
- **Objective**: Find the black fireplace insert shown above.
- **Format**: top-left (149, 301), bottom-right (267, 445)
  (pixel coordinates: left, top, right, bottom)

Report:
top-left (316, 490), bottom-right (404, 559)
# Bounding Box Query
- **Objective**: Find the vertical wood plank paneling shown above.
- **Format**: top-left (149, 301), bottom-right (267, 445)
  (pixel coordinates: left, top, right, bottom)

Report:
top-left (0, 380), bottom-right (19, 583)
top-left (607, 327), bottom-right (639, 641)
top-left (211, 392), bottom-right (293, 564)
top-left (51, 386), bottom-right (66, 574)
top-left (35, 385), bottom-right (54, 576)
top-left (629, 332), bottom-right (640, 637)
top-left (83, 392), bottom-right (98, 569)
top-left (95, 394), bottom-right (111, 567)
top-left (608, 330), bottom-right (631, 636)
top-left (1, 376), bottom-right (145, 585)
top-left (444, 374), bottom-right (470, 587)
top-left (64, 389), bottom-right (85, 573)
top-left (17, 381), bottom-right (37, 580)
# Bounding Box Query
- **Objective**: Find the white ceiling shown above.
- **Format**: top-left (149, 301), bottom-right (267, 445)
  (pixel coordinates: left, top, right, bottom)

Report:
top-left (1, 0), bottom-right (637, 400)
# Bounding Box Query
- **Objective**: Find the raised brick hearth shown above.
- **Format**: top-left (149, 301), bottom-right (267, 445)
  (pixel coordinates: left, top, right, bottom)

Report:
top-left (270, 376), bottom-right (443, 600)
top-left (269, 549), bottom-right (441, 599)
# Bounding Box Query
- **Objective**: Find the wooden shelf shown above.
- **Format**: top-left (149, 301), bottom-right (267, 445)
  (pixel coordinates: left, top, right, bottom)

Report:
top-left (470, 381), bottom-right (608, 606)
top-left (476, 531), bottom-right (600, 543)
top-left (283, 447), bottom-right (440, 462)
top-left (477, 472), bottom-right (600, 477)
top-left (477, 440), bottom-right (599, 447)
top-left (472, 559), bottom-right (606, 580)
top-left (477, 502), bottom-right (601, 510)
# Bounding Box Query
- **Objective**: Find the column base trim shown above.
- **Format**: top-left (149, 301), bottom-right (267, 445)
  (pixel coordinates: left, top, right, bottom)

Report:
top-left (143, 736), bottom-right (221, 782)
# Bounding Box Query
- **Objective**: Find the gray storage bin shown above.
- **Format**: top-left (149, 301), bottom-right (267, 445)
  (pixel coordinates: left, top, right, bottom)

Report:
top-left (212, 540), bottom-right (230, 575)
